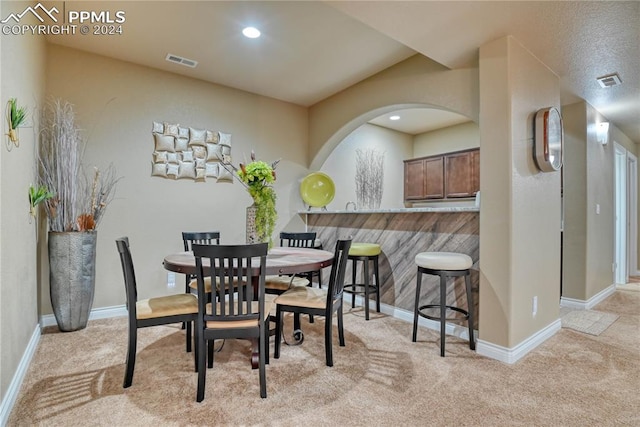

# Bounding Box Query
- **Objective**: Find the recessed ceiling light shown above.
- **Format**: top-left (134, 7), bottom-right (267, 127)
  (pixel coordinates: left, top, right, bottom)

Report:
top-left (242, 27), bottom-right (261, 39)
top-left (389, 115), bottom-right (400, 121)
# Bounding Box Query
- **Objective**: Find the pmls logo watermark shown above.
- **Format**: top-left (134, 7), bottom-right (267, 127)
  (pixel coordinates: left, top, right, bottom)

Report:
top-left (1, 2), bottom-right (126, 36)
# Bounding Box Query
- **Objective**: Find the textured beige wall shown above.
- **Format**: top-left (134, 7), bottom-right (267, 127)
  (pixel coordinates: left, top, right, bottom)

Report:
top-left (563, 101), bottom-right (619, 300)
top-left (0, 0), bottom-right (46, 403)
top-left (320, 123), bottom-right (412, 210)
top-left (413, 121), bottom-right (479, 158)
top-left (42, 45), bottom-right (308, 314)
top-left (308, 54), bottom-right (479, 169)
top-left (479, 36), bottom-right (561, 348)
top-left (561, 102), bottom-right (588, 300)
top-left (585, 103), bottom-right (615, 297)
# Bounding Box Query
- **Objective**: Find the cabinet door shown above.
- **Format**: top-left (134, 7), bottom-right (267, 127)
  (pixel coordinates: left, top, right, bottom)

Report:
top-left (404, 159), bottom-right (426, 200)
top-left (424, 156), bottom-right (444, 199)
top-left (445, 151), bottom-right (473, 198)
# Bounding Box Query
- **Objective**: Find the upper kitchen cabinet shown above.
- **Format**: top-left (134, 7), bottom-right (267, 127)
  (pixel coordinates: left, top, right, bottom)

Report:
top-left (404, 148), bottom-right (479, 201)
top-left (445, 149), bottom-right (479, 198)
top-left (404, 156), bottom-right (444, 200)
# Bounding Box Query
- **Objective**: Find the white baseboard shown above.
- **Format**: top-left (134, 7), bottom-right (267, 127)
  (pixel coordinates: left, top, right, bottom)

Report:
top-left (352, 294), bottom-right (562, 364)
top-left (0, 325), bottom-right (41, 427)
top-left (475, 319), bottom-right (561, 364)
top-left (40, 304), bottom-right (127, 328)
top-left (560, 284), bottom-right (616, 310)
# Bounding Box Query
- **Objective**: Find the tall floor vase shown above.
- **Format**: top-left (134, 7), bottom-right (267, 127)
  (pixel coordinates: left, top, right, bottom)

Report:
top-left (48, 231), bottom-right (97, 332)
top-left (246, 204), bottom-right (259, 243)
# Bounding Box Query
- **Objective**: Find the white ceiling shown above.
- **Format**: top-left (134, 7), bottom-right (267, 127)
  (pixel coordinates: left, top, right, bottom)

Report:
top-left (44, 1), bottom-right (639, 142)
top-left (369, 109), bottom-right (471, 135)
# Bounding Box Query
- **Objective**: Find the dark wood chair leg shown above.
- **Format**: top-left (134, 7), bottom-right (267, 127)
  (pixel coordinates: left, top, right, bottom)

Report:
top-left (274, 307), bottom-right (282, 359)
top-left (325, 311), bottom-right (333, 367)
top-left (124, 325), bottom-right (136, 388)
top-left (338, 306), bottom-right (345, 346)
top-left (186, 321), bottom-right (192, 352)
top-left (193, 322), bottom-right (198, 372)
top-left (259, 322), bottom-right (267, 398)
top-left (196, 330), bottom-right (206, 402)
top-left (207, 340), bottom-right (214, 368)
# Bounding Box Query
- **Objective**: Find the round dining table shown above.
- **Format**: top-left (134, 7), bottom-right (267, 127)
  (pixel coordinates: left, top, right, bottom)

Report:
top-left (163, 246), bottom-right (334, 277)
top-left (163, 246), bottom-right (334, 369)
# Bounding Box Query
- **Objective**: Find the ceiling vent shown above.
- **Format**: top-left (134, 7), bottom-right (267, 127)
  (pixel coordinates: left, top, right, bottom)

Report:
top-left (165, 53), bottom-right (198, 68)
top-left (596, 73), bottom-right (621, 88)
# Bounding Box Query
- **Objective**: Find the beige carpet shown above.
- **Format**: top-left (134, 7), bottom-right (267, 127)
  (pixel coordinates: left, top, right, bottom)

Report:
top-left (561, 309), bottom-right (619, 335)
top-left (618, 282), bottom-right (640, 292)
top-left (8, 290), bottom-right (640, 426)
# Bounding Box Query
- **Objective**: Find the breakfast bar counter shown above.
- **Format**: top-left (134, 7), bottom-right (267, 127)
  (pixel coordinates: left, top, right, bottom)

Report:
top-left (300, 208), bottom-right (479, 324)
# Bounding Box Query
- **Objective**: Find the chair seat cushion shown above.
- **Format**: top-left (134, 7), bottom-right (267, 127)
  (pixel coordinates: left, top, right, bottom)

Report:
top-left (136, 293), bottom-right (198, 320)
top-left (415, 252), bottom-right (473, 271)
top-left (275, 286), bottom-right (327, 310)
top-left (265, 275), bottom-right (310, 291)
top-left (205, 299), bottom-right (273, 329)
top-left (349, 243), bottom-right (381, 257)
top-left (189, 277), bottom-right (213, 293)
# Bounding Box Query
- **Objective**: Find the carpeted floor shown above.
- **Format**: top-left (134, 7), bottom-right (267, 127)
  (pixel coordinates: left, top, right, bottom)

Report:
top-left (8, 290), bottom-right (640, 426)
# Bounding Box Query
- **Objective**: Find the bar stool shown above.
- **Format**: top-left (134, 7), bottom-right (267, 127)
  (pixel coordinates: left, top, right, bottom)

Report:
top-left (344, 243), bottom-right (381, 320)
top-left (412, 251), bottom-right (475, 357)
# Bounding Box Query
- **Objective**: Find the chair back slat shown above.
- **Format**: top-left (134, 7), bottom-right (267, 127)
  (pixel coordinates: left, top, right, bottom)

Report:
top-left (326, 238), bottom-right (352, 306)
top-left (193, 243), bottom-right (267, 323)
top-left (280, 231), bottom-right (316, 248)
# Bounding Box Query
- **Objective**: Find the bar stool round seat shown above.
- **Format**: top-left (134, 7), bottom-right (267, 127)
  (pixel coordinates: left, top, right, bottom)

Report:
top-left (412, 251), bottom-right (475, 357)
top-left (344, 243), bottom-right (381, 320)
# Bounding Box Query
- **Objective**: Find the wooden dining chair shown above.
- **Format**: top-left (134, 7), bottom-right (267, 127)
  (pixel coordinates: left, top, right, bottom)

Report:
top-left (116, 237), bottom-right (198, 388)
top-left (182, 231), bottom-right (221, 295)
top-left (264, 231), bottom-right (320, 330)
top-left (281, 231), bottom-right (323, 287)
top-left (181, 231), bottom-right (221, 350)
top-left (274, 238), bottom-right (352, 367)
top-left (192, 242), bottom-right (271, 401)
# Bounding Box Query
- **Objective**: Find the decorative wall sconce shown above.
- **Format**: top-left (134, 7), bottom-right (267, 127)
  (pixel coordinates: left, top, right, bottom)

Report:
top-left (596, 121), bottom-right (610, 146)
top-left (5, 98), bottom-right (27, 150)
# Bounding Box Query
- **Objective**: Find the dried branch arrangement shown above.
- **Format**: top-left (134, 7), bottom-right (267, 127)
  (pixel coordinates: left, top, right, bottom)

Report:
top-left (355, 148), bottom-right (385, 210)
top-left (38, 98), bottom-right (119, 232)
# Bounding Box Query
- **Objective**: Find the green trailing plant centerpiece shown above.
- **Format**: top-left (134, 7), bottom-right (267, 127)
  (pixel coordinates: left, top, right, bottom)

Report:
top-left (37, 98), bottom-right (120, 332)
top-left (221, 151), bottom-right (279, 247)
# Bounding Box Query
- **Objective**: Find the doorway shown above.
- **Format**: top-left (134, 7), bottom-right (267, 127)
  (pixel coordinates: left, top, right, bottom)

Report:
top-left (614, 143), bottom-right (638, 284)
top-left (627, 152), bottom-right (638, 276)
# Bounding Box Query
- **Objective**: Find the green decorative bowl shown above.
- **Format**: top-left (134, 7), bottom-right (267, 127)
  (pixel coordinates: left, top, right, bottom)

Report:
top-left (300, 172), bottom-right (335, 208)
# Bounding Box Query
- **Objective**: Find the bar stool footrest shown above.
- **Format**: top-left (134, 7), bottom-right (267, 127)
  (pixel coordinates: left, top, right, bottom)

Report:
top-left (343, 283), bottom-right (378, 295)
top-left (417, 304), bottom-right (470, 322)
